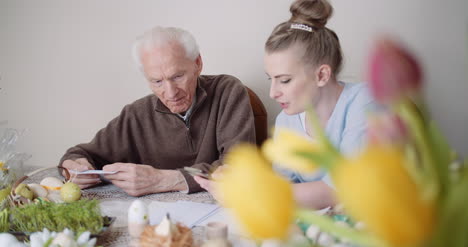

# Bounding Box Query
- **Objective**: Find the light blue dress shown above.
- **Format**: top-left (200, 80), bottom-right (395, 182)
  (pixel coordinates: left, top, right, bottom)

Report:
top-left (273, 82), bottom-right (377, 186)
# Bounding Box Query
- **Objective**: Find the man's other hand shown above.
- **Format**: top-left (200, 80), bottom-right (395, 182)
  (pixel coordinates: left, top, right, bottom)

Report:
top-left (61, 158), bottom-right (101, 189)
top-left (102, 163), bottom-right (188, 196)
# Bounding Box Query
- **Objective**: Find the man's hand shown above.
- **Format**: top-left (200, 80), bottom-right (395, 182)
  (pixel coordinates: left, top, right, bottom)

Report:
top-left (61, 158), bottom-right (101, 189)
top-left (102, 163), bottom-right (188, 197)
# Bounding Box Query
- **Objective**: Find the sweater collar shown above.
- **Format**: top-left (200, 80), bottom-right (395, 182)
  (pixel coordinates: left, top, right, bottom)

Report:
top-left (153, 77), bottom-right (207, 115)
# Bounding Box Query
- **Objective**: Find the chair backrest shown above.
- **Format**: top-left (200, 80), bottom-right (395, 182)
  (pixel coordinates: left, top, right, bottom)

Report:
top-left (245, 87), bottom-right (268, 146)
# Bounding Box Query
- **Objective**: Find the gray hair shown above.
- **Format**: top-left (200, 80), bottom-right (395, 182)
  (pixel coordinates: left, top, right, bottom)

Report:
top-left (132, 26), bottom-right (200, 68)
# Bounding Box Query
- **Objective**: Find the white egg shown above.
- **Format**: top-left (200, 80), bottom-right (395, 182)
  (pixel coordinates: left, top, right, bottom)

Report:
top-left (317, 232), bottom-right (335, 246)
top-left (128, 200), bottom-right (148, 238)
top-left (40, 177), bottom-right (64, 188)
top-left (47, 190), bottom-right (64, 203)
top-left (27, 183), bottom-right (48, 198)
top-left (128, 200), bottom-right (148, 224)
top-left (306, 225), bottom-right (320, 240)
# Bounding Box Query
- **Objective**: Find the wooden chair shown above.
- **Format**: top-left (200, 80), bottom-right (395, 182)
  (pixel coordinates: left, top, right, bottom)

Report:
top-left (245, 87), bottom-right (268, 146)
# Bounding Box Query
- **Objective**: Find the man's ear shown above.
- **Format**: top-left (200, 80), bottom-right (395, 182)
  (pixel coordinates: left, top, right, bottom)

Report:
top-left (195, 55), bottom-right (203, 75)
top-left (315, 64), bottom-right (332, 87)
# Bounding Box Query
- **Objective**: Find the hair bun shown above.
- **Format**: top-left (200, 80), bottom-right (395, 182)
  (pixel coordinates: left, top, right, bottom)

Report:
top-left (289, 0), bottom-right (333, 29)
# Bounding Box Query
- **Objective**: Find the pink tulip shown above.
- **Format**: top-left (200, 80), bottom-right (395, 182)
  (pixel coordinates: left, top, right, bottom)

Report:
top-left (368, 38), bottom-right (423, 104)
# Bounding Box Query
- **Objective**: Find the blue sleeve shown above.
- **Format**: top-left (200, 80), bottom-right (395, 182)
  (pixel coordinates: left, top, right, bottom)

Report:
top-left (339, 90), bottom-right (376, 155)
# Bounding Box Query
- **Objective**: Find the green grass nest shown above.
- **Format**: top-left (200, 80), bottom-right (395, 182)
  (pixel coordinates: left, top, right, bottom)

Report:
top-left (8, 199), bottom-right (104, 234)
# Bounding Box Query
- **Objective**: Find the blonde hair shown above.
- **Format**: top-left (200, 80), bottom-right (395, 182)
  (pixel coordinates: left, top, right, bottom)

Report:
top-left (265, 0), bottom-right (343, 76)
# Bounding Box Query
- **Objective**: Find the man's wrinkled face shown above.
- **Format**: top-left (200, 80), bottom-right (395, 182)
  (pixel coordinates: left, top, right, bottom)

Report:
top-left (140, 42), bottom-right (202, 113)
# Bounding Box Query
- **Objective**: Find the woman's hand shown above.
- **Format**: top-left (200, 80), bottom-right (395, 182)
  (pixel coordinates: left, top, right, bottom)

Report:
top-left (194, 165), bottom-right (227, 202)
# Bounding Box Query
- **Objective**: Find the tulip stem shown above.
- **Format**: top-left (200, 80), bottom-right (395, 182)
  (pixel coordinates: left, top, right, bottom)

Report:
top-left (397, 101), bottom-right (448, 200)
top-left (295, 209), bottom-right (386, 247)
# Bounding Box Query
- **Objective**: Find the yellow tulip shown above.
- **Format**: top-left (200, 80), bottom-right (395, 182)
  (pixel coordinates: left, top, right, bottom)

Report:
top-left (220, 144), bottom-right (295, 239)
top-left (262, 129), bottom-right (320, 173)
top-left (333, 146), bottom-right (436, 246)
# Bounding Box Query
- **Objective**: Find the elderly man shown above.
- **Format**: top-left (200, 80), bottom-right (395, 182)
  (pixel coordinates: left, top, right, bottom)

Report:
top-left (59, 26), bottom-right (256, 196)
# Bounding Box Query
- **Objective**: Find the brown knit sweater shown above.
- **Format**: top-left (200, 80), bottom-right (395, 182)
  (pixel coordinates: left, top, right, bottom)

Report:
top-left (59, 75), bottom-right (256, 193)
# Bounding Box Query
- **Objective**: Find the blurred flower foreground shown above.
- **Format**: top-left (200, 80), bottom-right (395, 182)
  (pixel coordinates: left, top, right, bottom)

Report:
top-left (219, 38), bottom-right (468, 247)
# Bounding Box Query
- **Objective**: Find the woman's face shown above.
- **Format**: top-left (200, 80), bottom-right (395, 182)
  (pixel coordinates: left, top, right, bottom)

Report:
top-left (264, 45), bottom-right (318, 115)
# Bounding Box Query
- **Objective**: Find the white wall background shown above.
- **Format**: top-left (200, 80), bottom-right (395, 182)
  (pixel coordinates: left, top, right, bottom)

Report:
top-left (1, 0), bottom-right (467, 166)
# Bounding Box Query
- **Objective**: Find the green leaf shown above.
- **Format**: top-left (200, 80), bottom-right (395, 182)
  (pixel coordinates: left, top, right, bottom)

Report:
top-left (0, 208), bottom-right (9, 232)
top-left (295, 150), bottom-right (338, 170)
top-left (428, 122), bottom-right (452, 167)
top-left (427, 121), bottom-right (451, 191)
top-left (428, 168), bottom-right (468, 247)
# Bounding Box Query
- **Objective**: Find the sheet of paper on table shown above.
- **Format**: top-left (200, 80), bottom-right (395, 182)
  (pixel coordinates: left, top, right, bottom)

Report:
top-left (149, 201), bottom-right (221, 228)
top-left (149, 201), bottom-right (244, 235)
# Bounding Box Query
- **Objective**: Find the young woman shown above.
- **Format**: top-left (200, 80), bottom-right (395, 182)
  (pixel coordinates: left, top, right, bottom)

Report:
top-left (197, 0), bottom-right (377, 209)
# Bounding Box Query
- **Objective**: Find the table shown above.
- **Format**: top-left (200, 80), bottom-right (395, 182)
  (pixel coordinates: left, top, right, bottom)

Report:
top-left (23, 166), bottom-right (219, 246)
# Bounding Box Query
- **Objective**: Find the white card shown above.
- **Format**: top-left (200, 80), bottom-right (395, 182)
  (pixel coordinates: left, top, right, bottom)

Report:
top-left (69, 169), bottom-right (118, 175)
